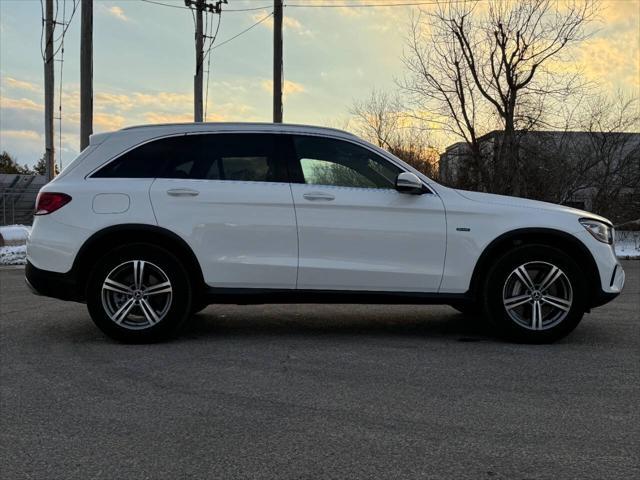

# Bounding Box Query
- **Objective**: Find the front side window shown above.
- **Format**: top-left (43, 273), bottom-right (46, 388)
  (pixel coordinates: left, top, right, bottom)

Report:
top-left (292, 135), bottom-right (401, 189)
top-left (93, 133), bottom-right (286, 182)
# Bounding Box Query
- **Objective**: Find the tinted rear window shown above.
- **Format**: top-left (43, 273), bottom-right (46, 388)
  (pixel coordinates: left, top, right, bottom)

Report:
top-left (92, 136), bottom-right (182, 178)
top-left (93, 133), bottom-right (286, 182)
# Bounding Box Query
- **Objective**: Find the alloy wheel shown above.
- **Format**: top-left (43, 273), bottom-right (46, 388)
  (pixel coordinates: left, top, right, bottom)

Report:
top-left (502, 261), bottom-right (573, 331)
top-left (101, 260), bottom-right (173, 330)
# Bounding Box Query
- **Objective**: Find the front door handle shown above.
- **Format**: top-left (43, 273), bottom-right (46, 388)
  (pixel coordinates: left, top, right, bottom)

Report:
top-left (167, 188), bottom-right (199, 197)
top-left (303, 192), bottom-right (335, 201)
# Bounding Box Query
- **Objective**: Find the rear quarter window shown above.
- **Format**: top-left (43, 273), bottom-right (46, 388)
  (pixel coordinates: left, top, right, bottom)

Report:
top-left (92, 136), bottom-right (185, 178)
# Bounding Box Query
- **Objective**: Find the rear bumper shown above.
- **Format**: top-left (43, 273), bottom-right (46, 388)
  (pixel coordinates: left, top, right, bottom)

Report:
top-left (25, 261), bottom-right (83, 302)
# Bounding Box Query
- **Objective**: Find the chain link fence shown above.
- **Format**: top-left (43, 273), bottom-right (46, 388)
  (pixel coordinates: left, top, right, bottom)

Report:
top-left (1, 186), bottom-right (41, 226)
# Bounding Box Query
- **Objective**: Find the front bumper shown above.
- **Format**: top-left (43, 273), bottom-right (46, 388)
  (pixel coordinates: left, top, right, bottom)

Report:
top-left (589, 262), bottom-right (625, 308)
top-left (25, 261), bottom-right (84, 302)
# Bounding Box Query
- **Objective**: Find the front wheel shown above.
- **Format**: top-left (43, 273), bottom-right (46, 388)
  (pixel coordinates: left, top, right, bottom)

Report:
top-left (482, 245), bottom-right (587, 343)
top-left (86, 244), bottom-right (193, 343)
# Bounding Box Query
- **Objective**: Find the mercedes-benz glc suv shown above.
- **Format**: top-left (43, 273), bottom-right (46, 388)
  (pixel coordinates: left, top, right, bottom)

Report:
top-left (26, 123), bottom-right (625, 343)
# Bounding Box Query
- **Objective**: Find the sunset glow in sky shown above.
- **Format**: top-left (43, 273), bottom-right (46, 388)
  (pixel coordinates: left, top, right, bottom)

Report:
top-left (1, 0), bottom-right (639, 167)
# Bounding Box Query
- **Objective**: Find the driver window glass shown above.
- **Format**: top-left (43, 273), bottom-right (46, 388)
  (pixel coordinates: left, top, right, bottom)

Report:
top-left (293, 136), bottom-right (401, 189)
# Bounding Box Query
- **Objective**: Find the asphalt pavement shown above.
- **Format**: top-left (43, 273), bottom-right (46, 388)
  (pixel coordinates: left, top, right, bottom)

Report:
top-left (1, 262), bottom-right (639, 479)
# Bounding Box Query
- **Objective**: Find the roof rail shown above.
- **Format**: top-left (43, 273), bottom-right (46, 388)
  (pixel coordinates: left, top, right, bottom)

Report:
top-left (118, 122), bottom-right (357, 137)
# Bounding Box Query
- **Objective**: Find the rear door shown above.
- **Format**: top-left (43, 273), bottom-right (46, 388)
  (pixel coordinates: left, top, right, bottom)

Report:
top-left (287, 134), bottom-right (447, 292)
top-left (149, 133), bottom-right (298, 289)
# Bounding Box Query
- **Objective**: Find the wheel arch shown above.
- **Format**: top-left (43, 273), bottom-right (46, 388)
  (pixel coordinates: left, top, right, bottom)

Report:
top-left (72, 224), bottom-right (205, 298)
top-left (469, 228), bottom-right (601, 305)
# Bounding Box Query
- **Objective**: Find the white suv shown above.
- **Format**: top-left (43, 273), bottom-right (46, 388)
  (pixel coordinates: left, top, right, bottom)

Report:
top-left (26, 123), bottom-right (625, 343)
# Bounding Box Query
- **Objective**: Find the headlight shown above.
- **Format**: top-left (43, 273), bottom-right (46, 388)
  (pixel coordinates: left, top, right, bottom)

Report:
top-left (579, 218), bottom-right (614, 244)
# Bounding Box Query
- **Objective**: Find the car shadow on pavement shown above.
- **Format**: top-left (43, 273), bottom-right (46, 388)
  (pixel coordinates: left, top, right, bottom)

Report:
top-left (178, 305), bottom-right (495, 343)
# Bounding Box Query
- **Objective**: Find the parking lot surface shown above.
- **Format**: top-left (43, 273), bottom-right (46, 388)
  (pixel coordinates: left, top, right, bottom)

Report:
top-left (1, 261), bottom-right (639, 479)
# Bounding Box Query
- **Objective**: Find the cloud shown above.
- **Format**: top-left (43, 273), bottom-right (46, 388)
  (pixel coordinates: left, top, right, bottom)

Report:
top-left (0, 129), bottom-right (45, 165)
top-left (143, 112), bottom-right (193, 124)
top-left (574, 23), bottom-right (640, 89)
top-left (252, 10), bottom-right (274, 28)
top-left (1, 98), bottom-right (42, 111)
top-left (93, 113), bottom-right (127, 131)
top-left (251, 11), bottom-right (313, 36)
top-left (261, 79), bottom-right (305, 97)
top-left (94, 92), bottom-right (136, 111)
top-left (106, 5), bottom-right (129, 22)
top-left (0, 130), bottom-right (41, 141)
top-left (2, 77), bottom-right (39, 92)
top-left (132, 92), bottom-right (192, 107)
top-left (600, 0), bottom-right (640, 25)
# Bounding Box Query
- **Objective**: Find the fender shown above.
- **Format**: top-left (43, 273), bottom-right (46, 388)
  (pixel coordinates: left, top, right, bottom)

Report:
top-left (72, 223), bottom-right (205, 291)
top-left (468, 227), bottom-right (601, 302)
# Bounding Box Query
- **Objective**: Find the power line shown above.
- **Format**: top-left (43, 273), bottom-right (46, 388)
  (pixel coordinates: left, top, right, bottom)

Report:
top-left (203, 11), bottom-right (222, 58)
top-left (211, 11), bottom-right (274, 51)
top-left (52, 0), bottom-right (79, 58)
top-left (139, 0), bottom-right (272, 12)
top-left (56, 0), bottom-right (67, 171)
top-left (139, 0), bottom-right (189, 10)
top-left (204, 11), bottom-right (222, 121)
top-left (224, 4), bottom-right (273, 12)
top-left (285, 0), bottom-right (475, 7)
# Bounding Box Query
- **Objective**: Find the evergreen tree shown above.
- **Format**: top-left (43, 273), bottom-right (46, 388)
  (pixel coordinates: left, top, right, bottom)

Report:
top-left (33, 156), bottom-right (58, 176)
top-left (0, 151), bottom-right (33, 174)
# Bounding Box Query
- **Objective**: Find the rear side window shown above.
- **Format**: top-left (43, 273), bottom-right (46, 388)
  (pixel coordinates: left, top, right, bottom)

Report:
top-left (92, 136), bottom-right (183, 178)
top-left (93, 133), bottom-right (286, 182)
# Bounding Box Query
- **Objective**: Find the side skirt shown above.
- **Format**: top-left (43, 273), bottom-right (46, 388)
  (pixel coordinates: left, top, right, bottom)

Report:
top-left (202, 287), bottom-right (471, 306)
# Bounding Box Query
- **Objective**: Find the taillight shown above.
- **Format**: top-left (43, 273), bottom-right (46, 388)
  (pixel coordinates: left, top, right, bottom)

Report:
top-left (35, 192), bottom-right (72, 215)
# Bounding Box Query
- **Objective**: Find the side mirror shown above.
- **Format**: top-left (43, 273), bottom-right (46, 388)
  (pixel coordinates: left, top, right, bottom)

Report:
top-left (395, 172), bottom-right (425, 194)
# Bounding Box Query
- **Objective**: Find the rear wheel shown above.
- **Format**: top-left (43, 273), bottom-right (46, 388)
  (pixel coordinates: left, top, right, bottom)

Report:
top-left (482, 245), bottom-right (587, 343)
top-left (86, 244), bottom-right (192, 342)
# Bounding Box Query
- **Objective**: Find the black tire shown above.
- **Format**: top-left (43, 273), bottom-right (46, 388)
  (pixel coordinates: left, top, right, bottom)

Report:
top-left (86, 243), bottom-right (193, 343)
top-left (481, 244), bottom-right (587, 343)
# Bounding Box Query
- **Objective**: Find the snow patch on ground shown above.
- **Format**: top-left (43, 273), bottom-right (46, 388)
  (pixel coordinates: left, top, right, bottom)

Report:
top-left (0, 245), bottom-right (27, 265)
top-left (615, 231), bottom-right (640, 259)
top-left (0, 225), bottom-right (31, 246)
top-left (0, 225), bottom-right (30, 265)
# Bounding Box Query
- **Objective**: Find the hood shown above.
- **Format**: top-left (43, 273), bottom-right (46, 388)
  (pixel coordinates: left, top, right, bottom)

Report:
top-left (454, 189), bottom-right (612, 225)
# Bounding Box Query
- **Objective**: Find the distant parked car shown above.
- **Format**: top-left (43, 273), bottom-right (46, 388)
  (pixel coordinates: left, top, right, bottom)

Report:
top-left (26, 123), bottom-right (624, 343)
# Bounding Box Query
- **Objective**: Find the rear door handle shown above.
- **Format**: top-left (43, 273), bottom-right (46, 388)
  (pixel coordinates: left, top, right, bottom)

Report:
top-left (167, 188), bottom-right (199, 197)
top-left (303, 192), bottom-right (335, 201)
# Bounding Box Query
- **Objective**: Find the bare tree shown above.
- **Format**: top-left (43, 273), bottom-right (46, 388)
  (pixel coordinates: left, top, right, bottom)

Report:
top-left (351, 89), bottom-right (404, 151)
top-left (512, 92), bottom-right (640, 223)
top-left (401, 9), bottom-right (490, 190)
top-left (402, 0), bottom-right (597, 194)
top-left (575, 94), bottom-right (640, 222)
top-left (350, 89), bottom-right (439, 177)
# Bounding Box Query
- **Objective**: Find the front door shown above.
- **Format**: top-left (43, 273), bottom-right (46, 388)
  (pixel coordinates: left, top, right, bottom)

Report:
top-left (287, 134), bottom-right (446, 292)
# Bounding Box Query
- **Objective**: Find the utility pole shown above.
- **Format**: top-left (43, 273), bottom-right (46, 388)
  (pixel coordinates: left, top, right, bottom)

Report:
top-left (273, 0), bottom-right (283, 123)
top-left (185, 0), bottom-right (223, 123)
top-left (44, 0), bottom-right (55, 180)
top-left (80, 0), bottom-right (93, 150)
top-left (194, 0), bottom-right (204, 122)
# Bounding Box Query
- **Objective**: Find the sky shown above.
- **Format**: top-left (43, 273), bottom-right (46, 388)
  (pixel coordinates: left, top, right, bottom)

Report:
top-left (0, 0), bottom-right (639, 168)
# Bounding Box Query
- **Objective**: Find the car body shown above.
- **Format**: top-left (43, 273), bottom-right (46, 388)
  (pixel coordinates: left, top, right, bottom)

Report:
top-left (26, 123), bottom-right (625, 342)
